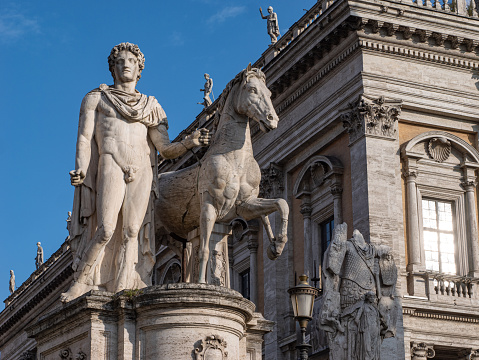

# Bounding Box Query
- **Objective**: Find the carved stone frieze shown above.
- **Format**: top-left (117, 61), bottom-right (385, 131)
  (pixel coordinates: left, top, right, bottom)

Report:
top-left (411, 342), bottom-right (435, 360)
top-left (341, 95), bottom-right (402, 144)
top-left (195, 334), bottom-right (228, 359)
top-left (427, 137), bottom-right (451, 162)
top-left (259, 163), bottom-right (284, 198)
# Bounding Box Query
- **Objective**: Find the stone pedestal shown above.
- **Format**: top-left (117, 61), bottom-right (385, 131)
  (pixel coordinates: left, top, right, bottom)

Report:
top-left (26, 284), bottom-right (273, 360)
top-left (185, 224), bottom-right (231, 287)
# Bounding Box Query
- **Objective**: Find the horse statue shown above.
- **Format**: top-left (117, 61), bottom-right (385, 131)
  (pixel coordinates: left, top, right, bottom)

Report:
top-left (155, 64), bottom-right (289, 284)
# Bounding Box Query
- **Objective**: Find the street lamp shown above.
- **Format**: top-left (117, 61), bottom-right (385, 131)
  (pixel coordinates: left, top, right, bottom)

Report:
top-left (288, 274), bottom-right (319, 360)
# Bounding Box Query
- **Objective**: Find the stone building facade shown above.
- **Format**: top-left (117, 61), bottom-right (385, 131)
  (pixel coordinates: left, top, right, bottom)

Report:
top-left (2, 0), bottom-right (479, 359)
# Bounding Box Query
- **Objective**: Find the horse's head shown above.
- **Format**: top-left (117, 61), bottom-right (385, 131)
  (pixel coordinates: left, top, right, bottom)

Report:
top-left (236, 64), bottom-right (279, 132)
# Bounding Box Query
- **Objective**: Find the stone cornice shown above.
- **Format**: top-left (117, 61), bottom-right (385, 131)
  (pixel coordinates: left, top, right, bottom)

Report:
top-left (403, 307), bottom-right (479, 323)
top-left (0, 264), bottom-right (73, 338)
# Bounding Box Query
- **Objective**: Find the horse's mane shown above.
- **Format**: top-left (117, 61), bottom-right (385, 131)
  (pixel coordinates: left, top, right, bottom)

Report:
top-left (213, 67), bottom-right (266, 130)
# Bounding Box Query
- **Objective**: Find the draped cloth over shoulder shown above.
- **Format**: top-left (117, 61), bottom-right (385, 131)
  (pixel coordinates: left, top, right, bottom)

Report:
top-left (69, 85), bottom-right (165, 292)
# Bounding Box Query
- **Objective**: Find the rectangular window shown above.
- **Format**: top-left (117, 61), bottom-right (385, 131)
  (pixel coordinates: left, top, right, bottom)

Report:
top-left (240, 269), bottom-right (250, 300)
top-left (320, 217), bottom-right (334, 262)
top-left (421, 199), bottom-right (456, 274)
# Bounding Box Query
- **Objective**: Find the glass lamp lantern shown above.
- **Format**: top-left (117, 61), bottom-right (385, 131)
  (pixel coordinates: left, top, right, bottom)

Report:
top-left (288, 274), bottom-right (319, 360)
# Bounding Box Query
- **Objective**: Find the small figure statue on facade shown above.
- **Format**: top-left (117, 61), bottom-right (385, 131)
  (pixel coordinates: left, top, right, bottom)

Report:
top-left (259, 6), bottom-right (280, 44)
top-left (35, 242), bottom-right (44, 270)
top-left (197, 73), bottom-right (213, 108)
top-left (319, 223), bottom-right (398, 360)
top-left (9, 270), bottom-right (15, 294)
top-left (66, 211), bottom-right (72, 231)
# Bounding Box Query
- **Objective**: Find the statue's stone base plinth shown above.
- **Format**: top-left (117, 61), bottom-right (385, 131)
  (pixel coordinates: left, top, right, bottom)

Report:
top-left (27, 284), bottom-right (273, 360)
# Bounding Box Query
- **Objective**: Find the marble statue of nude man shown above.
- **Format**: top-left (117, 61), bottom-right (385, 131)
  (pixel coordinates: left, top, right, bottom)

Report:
top-left (61, 42), bottom-right (210, 302)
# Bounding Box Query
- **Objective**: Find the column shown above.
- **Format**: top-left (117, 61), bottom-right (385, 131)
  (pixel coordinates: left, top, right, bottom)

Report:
top-left (330, 184), bottom-right (343, 224)
top-left (462, 181), bottom-right (479, 277)
top-left (405, 169), bottom-right (421, 271)
top-left (300, 194), bottom-right (313, 276)
top-left (248, 236), bottom-right (259, 305)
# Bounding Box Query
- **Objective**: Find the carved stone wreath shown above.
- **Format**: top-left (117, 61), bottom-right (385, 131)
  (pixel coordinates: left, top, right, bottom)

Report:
top-left (195, 334), bottom-right (228, 359)
top-left (427, 137), bottom-right (451, 163)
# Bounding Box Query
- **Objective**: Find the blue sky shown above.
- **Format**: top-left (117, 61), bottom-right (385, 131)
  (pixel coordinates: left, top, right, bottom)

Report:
top-left (0, 0), bottom-right (316, 304)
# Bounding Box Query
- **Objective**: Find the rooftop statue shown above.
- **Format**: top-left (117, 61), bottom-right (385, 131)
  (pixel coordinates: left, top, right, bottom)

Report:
top-left (198, 73), bottom-right (213, 108)
top-left (35, 242), bottom-right (44, 270)
top-left (62, 42), bottom-right (210, 302)
top-left (320, 223), bottom-right (398, 360)
top-left (9, 270), bottom-right (14, 295)
top-left (259, 6), bottom-right (280, 44)
top-left (156, 64), bottom-right (289, 284)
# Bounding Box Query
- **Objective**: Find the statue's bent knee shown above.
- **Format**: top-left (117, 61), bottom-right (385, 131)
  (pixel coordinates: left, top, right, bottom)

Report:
top-left (99, 224), bottom-right (115, 245)
top-left (123, 224), bottom-right (140, 240)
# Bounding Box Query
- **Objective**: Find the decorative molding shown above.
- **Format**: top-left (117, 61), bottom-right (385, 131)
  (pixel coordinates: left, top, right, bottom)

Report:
top-left (259, 162), bottom-right (284, 198)
top-left (268, 13), bottom-right (478, 115)
top-left (0, 263), bottom-right (74, 337)
top-left (427, 137), bottom-right (451, 162)
top-left (195, 335), bottom-right (228, 359)
top-left (341, 94), bottom-right (402, 144)
top-left (411, 342), bottom-right (435, 360)
top-left (403, 308), bottom-right (479, 323)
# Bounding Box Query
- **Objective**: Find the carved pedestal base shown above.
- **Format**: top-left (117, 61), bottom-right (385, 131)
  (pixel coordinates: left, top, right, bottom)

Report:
top-left (185, 224), bottom-right (231, 287)
top-left (27, 284), bottom-right (273, 360)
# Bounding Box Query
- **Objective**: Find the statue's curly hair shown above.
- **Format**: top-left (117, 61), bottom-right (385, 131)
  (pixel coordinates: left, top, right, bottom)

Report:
top-left (108, 42), bottom-right (145, 82)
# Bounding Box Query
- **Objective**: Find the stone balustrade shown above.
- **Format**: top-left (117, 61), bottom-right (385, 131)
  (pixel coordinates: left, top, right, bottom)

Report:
top-left (414, 0), bottom-right (478, 17)
top-left (416, 271), bottom-right (479, 299)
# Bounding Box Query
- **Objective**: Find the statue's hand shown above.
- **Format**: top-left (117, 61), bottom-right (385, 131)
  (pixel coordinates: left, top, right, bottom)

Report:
top-left (184, 128), bottom-right (211, 148)
top-left (70, 169), bottom-right (86, 186)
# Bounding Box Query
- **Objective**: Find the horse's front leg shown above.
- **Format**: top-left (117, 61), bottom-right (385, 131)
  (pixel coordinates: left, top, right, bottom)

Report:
top-left (236, 196), bottom-right (289, 260)
top-left (199, 192), bottom-right (217, 284)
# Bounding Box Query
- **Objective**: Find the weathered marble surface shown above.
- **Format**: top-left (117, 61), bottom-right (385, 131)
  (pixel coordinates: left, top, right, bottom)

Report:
top-left (8, 270), bottom-right (14, 295)
top-left (198, 73), bottom-right (213, 108)
top-left (35, 242), bottom-right (43, 270)
top-left (62, 42), bottom-right (209, 302)
top-left (320, 223), bottom-right (399, 360)
top-left (259, 6), bottom-right (280, 44)
top-left (27, 284), bottom-right (273, 360)
top-left (155, 65), bottom-right (288, 285)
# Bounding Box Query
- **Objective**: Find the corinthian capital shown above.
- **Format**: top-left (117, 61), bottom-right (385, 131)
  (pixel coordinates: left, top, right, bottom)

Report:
top-left (341, 94), bottom-right (402, 144)
top-left (411, 342), bottom-right (435, 360)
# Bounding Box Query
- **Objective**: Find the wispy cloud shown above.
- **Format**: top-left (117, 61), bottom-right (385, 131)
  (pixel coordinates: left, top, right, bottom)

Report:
top-left (169, 31), bottom-right (184, 46)
top-left (0, 8), bottom-right (40, 43)
top-left (207, 6), bottom-right (246, 24)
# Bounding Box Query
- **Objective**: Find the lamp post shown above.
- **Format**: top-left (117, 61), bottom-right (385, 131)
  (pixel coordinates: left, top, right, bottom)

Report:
top-left (288, 274), bottom-right (319, 360)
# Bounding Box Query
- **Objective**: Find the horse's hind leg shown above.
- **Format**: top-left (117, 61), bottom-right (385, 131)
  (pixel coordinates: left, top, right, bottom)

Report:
top-left (236, 197), bottom-right (289, 260)
top-left (199, 193), bottom-right (217, 284)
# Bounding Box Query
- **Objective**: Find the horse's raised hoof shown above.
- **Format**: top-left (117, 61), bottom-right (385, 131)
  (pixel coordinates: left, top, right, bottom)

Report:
top-left (267, 243), bottom-right (279, 260)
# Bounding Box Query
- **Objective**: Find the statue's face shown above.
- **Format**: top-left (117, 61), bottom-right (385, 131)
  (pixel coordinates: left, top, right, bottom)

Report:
top-left (113, 50), bottom-right (140, 84)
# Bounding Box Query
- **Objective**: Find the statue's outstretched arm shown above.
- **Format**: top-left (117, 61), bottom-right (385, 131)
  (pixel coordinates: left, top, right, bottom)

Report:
top-left (71, 93), bottom-right (100, 186)
top-left (149, 124), bottom-right (210, 160)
